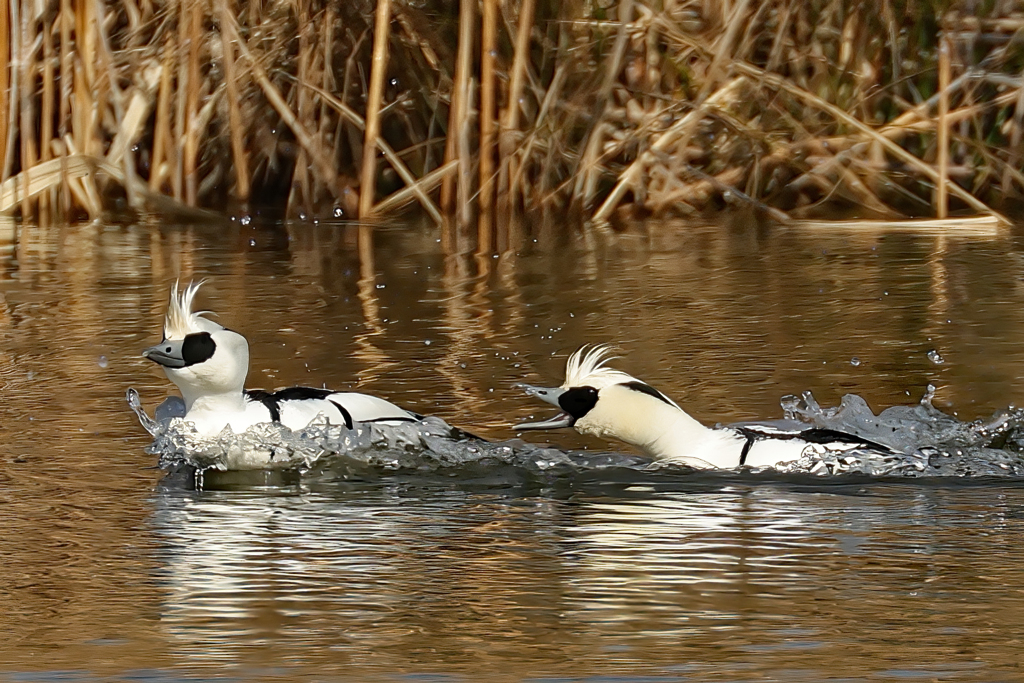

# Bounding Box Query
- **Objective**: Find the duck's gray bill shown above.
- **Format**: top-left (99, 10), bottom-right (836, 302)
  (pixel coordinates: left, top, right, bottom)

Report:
top-left (515, 412), bottom-right (575, 431)
top-left (514, 383), bottom-right (573, 430)
top-left (514, 383), bottom-right (566, 407)
top-left (143, 340), bottom-right (186, 368)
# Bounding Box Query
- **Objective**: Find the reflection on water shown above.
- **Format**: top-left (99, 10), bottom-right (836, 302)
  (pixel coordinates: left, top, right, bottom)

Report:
top-left (144, 481), bottom-right (1024, 680)
top-left (2, 218), bottom-right (1024, 679)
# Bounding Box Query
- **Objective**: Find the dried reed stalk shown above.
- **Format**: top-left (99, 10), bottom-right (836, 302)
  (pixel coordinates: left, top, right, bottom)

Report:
top-left (442, 0), bottom-right (474, 223)
top-left (574, 0), bottom-right (633, 208)
top-left (374, 160), bottom-right (456, 215)
top-left (477, 0), bottom-right (498, 250)
top-left (936, 34), bottom-right (950, 220)
top-left (220, 0), bottom-right (250, 201)
top-left (150, 36), bottom-right (174, 193)
top-left (499, 0), bottom-right (535, 200)
top-left (0, 1), bottom-right (10, 185)
top-left (17, 0), bottom-right (33, 218)
top-left (184, 0), bottom-right (203, 205)
top-left (359, 0), bottom-right (392, 219)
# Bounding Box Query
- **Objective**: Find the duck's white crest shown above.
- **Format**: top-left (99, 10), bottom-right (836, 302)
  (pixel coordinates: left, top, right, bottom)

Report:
top-left (563, 344), bottom-right (639, 389)
top-left (164, 280), bottom-right (215, 338)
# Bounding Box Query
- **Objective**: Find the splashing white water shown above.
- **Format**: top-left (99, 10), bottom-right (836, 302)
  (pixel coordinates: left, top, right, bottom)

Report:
top-left (776, 387), bottom-right (1024, 477)
top-left (127, 387), bottom-right (1024, 479)
top-left (126, 388), bottom-right (588, 474)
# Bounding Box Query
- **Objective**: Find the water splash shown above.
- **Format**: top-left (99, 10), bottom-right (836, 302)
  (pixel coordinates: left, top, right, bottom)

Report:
top-left (127, 388), bottom-right (598, 475)
top-left (778, 386), bottom-right (1024, 477)
top-left (127, 387), bottom-right (1024, 480)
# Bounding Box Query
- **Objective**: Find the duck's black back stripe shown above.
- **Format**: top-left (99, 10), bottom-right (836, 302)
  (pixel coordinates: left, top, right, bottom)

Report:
top-left (796, 427), bottom-right (893, 452)
top-left (734, 425), bottom-right (894, 466)
top-left (245, 389), bottom-right (283, 422)
top-left (328, 400), bottom-right (354, 429)
top-left (739, 435), bottom-right (754, 466)
top-left (621, 381), bottom-right (675, 406)
top-left (246, 387), bottom-right (338, 426)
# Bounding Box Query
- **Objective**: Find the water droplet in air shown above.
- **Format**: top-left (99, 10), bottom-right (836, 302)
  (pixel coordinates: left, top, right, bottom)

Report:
top-left (98, 355), bottom-right (108, 368)
top-left (240, 215), bottom-right (251, 226)
top-left (376, 284), bottom-right (385, 289)
top-left (424, 340), bottom-right (431, 346)
top-left (249, 239), bottom-right (256, 247)
top-left (850, 357), bottom-right (861, 366)
top-left (927, 350), bottom-right (945, 364)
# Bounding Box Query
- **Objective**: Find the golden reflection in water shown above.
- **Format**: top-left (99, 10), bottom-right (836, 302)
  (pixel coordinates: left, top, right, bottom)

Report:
top-left (3, 219), bottom-right (1024, 680)
top-left (136, 484), bottom-right (1024, 679)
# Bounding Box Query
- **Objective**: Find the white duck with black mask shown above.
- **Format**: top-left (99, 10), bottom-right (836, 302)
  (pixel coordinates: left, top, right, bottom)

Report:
top-left (514, 345), bottom-right (895, 469)
top-left (143, 281), bottom-right (417, 437)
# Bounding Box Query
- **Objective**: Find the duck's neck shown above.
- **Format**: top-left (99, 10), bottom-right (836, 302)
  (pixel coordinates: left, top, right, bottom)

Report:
top-left (180, 388), bottom-right (247, 416)
top-left (639, 408), bottom-right (717, 460)
top-left (580, 385), bottom-right (718, 461)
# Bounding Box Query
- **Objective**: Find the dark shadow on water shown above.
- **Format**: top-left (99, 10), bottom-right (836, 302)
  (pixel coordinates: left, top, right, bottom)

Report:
top-left (158, 452), bottom-right (1024, 499)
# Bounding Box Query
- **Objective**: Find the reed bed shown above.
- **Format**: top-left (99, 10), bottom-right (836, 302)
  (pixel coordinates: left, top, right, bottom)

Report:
top-left (0, 0), bottom-right (1022, 237)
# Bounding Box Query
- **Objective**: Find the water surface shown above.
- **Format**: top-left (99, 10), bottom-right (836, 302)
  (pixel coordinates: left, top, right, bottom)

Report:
top-left (2, 218), bottom-right (1024, 681)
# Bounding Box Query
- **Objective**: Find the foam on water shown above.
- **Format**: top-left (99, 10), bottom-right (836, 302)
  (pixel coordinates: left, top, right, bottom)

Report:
top-left (126, 388), bottom-right (607, 475)
top-left (127, 387), bottom-right (1024, 479)
top-left (774, 386), bottom-right (1024, 477)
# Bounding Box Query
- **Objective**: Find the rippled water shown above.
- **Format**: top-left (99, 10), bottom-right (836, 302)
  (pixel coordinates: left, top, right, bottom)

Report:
top-left (4, 217), bottom-right (1024, 680)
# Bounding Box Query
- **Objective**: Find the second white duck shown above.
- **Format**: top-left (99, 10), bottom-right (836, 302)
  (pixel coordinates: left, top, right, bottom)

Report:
top-left (514, 345), bottom-right (895, 469)
top-left (143, 281), bottom-right (417, 437)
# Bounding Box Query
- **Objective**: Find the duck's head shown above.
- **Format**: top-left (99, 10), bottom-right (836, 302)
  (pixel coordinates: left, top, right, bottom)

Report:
top-left (514, 345), bottom-right (682, 437)
top-left (143, 281), bottom-right (250, 408)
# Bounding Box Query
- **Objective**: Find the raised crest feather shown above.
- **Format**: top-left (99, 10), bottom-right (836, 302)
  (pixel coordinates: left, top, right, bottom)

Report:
top-left (562, 344), bottom-right (682, 410)
top-left (163, 280), bottom-right (219, 339)
top-left (562, 344), bottom-right (638, 389)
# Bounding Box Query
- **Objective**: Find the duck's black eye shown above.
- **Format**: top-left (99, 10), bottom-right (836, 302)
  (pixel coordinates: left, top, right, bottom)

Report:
top-left (559, 386), bottom-right (599, 419)
top-left (181, 332), bottom-right (216, 366)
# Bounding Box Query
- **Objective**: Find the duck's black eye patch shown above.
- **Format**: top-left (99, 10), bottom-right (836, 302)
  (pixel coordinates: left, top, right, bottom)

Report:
top-left (181, 332), bottom-right (216, 366)
top-left (559, 386), bottom-right (599, 419)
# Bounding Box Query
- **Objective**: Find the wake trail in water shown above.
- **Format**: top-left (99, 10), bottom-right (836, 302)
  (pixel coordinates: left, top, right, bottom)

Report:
top-left (127, 387), bottom-right (1024, 479)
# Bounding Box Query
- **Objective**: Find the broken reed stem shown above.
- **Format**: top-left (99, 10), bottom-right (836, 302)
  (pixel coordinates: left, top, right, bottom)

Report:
top-left (220, 0), bottom-right (250, 201)
top-left (936, 33), bottom-right (950, 219)
top-left (478, 0), bottom-right (498, 250)
top-left (359, 0), bottom-right (392, 219)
